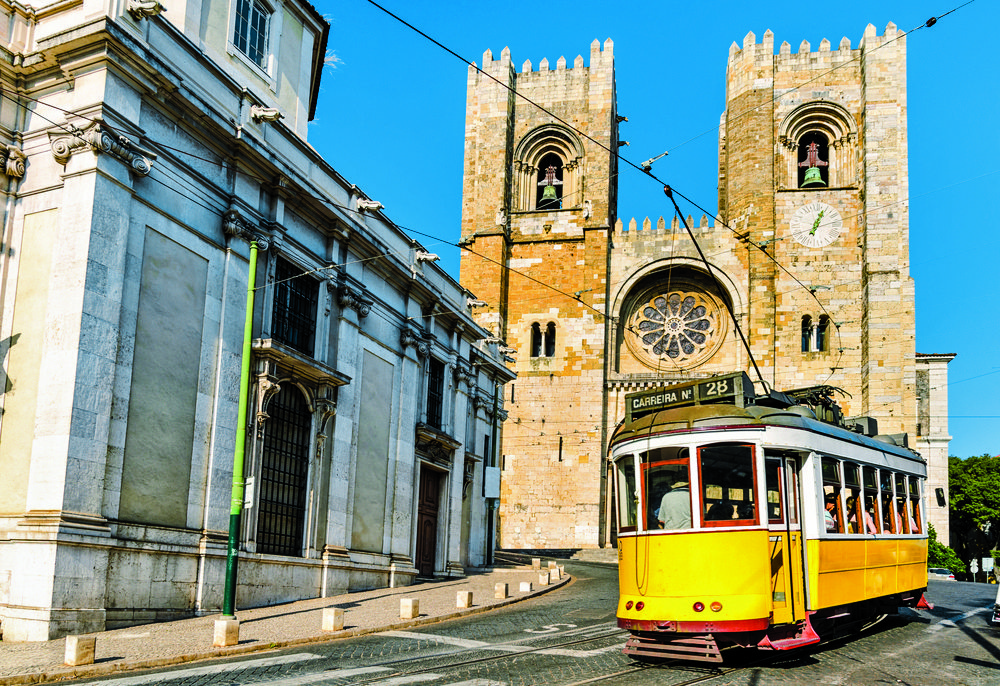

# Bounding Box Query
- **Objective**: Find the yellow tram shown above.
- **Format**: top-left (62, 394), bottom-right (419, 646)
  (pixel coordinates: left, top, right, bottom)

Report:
top-left (612, 372), bottom-right (929, 662)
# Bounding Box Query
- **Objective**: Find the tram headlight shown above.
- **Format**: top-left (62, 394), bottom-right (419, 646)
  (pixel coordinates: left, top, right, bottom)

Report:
top-left (693, 601), bottom-right (705, 612)
top-left (711, 602), bottom-right (723, 612)
top-left (625, 600), bottom-right (633, 610)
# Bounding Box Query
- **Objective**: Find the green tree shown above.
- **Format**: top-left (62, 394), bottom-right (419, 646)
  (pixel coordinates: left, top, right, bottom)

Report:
top-left (927, 523), bottom-right (964, 574)
top-left (948, 454), bottom-right (1000, 571)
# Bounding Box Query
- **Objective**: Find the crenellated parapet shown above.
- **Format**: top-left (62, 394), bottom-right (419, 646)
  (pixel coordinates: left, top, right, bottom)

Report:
top-left (614, 214), bottom-right (719, 237)
top-left (726, 23), bottom-right (903, 101)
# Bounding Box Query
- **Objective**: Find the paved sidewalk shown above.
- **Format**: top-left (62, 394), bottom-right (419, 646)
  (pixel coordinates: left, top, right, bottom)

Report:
top-left (0, 564), bottom-right (569, 685)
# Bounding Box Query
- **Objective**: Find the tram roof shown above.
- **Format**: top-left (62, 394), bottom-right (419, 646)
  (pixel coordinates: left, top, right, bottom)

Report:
top-left (610, 402), bottom-right (923, 464)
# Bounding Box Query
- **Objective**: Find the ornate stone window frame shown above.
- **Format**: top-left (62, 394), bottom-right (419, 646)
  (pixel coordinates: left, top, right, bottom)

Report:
top-left (512, 124), bottom-right (586, 212)
top-left (778, 101), bottom-right (857, 190)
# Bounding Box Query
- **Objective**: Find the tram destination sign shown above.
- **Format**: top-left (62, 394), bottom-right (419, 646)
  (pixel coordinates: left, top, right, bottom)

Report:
top-left (625, 372), bottom-right (755, 422)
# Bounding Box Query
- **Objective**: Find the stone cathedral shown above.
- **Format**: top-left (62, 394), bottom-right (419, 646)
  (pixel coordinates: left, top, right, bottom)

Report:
top-left (458, 25), bottom-right (953, 550)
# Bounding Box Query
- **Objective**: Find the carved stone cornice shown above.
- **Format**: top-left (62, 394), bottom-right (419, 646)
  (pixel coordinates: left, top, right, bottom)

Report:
top-left (49, 119), bottom-right (155, 176)
top-left (127, 0), bottom-right (165, 20)
top-left (337, 282), bottom-right (372, 318)
top-left (462, 454), bottom-right (479, 499)
top-left (1, 145), bottom-right (26, 178)
top-left (250, 106), bottom-right (283, 123)
top-left (415, 422), bottom-right (461, 469)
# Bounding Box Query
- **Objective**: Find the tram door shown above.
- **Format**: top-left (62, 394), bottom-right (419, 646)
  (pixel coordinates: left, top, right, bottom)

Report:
top-left (765, 457), bottom-right (805, 624)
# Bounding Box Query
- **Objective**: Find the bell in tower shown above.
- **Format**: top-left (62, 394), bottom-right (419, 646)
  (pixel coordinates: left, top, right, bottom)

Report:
top-left (798, 140), bottom-right (829, 188)
top-left (537, 164), bottom-right (563, 209)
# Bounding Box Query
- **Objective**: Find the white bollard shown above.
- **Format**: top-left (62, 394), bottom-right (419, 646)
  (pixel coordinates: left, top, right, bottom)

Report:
top-left (322, 607), bottom-right (344, 631)
top-left (520, 581), bottom-right (533, 593)
top-left (495, 582), bottom-right (509, 599)
top-left (538, 572), bottom-right (550, 586)
top-left (213, 619), bottom-right (240, 647)
top-left (532, 557), bottom-right (541, 570)
top-left (558, 565), bottom-right (565, 577)
top-left (401, 598), bottom-right (419, 619)
top-left (549, 568), bottom-right (560, 582)
top-left (457, 590), bottom-right (474, 608)
top-left (64, 635), bottom-right (96, 666)
top-left (548, 560), bottom-right (558, 570)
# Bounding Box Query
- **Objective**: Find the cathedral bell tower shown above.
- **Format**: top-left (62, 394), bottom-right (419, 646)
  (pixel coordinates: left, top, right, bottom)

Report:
top-left (459, 40), bottom-right (619, 549)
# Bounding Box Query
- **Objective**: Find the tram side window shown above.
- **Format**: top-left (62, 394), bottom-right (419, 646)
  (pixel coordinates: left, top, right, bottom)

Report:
top-left (699, 443), bottom-right (757, 526)
top-left (880, 470), bottom-right (901, 533)
top-left (862, 466), bottom-right (881, 533)
top-left (821, 458), bottom-right (844, 534)
top-left (843, 463), bottom-right (864, 534)
top-left (643, 447), bottom-right (691, 531)
top-left (615, 456), bottom-right (638, 532)
top-left (908, 477), bottom-right (923, 534)
top-left (765, 460), bottom-right (783, 524)
top-left (895, 473), bottom-right (914, 534)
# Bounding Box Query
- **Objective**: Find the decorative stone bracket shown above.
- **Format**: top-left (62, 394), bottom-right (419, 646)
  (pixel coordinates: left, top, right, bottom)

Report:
top-left (314, 393), bottom-right (337, 461)
top-left (222, 206), bottom-right (271, 250)
top-left (400, 325), bottom-right (430, 357)
top-left (337, 281), bottom-right (372, 318)
top-left (127, 0), bottom-right (165, 21)
top-left (49, 119), bottom-right (155, 176)
top-left (462, 454), bottom-right (481, 499)
top-left (453, 360), bottom-right (475, 387)
top-left (253, 362), bottom-right (282, 439)
top-left (0, 145), bottom-right (26, 179)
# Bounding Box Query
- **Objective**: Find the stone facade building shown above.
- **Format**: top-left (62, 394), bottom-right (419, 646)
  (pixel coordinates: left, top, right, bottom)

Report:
top-left (459, 25), bottom-right (952, 550)
top-left (0, 0), bottom-right (513, 641)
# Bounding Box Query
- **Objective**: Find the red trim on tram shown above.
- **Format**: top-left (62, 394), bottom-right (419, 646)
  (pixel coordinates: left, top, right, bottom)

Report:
top-left (617, 617), bottom-right (770, 633)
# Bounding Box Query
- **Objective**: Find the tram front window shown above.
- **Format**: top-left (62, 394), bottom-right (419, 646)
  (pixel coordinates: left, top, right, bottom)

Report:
top-left (699, 443), bottom-right (757, 526)
top-left (642, 447), bottom-right (691, 530)
top-left (615, 456), bottom-right (639, 531)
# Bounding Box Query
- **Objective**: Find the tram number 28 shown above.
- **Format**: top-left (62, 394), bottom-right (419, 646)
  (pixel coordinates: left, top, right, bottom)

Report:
top-left (702, 378), bottom-right (731, 398)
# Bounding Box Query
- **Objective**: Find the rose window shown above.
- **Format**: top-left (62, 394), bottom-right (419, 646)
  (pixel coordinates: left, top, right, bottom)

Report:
top-left (628, 291), bottom-right (722, 367)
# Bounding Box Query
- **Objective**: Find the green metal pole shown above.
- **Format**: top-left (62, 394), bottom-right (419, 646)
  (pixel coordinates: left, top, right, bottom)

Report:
top-left (223, 240), bottom-right (258, 618)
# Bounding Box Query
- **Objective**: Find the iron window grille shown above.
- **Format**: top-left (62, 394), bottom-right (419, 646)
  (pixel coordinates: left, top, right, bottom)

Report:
top-left (426, 357), bottom-right (445, 430)
top-left (272, 258), bottom-right (318, 357)
top-left (256, 386), bottom-right (311, 556)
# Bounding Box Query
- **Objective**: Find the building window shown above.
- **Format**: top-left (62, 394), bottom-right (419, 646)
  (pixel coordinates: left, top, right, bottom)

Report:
top-left (234, 0), bottom-right (270, 70)
top-left (257, 386), bottom-right (310, 556)
top-left (530, 322), bottom-right (556, 358)
top-left (512, 124), bottom-right (585, 211)
top-left (272, 258), bottom-right (318, 357)
top-left (426, 357), bottom-right (445, 430)
top-left (536, 152), bottom-right (564, 209)
top-left (801, 314), bottom-right (830, 353)
top-left (778, 101), bottom-right (857, 190)
top-left (797, 132), bottom-right (829, 188)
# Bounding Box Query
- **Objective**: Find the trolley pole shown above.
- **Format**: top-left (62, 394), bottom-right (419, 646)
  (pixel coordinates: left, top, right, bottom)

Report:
top-left (223, 240), bottom-right (259, 618)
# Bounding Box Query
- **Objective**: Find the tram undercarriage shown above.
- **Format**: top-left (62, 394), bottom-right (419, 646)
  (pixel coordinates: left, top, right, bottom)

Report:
top-left (621, 590), bottom-right (932, 663)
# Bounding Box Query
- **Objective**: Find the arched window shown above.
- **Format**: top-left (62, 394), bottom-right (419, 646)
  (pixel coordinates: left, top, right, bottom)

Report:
top-left (536, 152), bottom-right (563, 209)
top-left (801, 315), bottom-right (813, 353)
top-left (778, 101), bottom-right (857, 190)
top-left (257, 385), bottom-right (311, 557)
top-left (512, 125), bottom-right (585, 211)
top-left (530, 322), bottom-right (542, 357)
top-left (797, 132), bottom-right (829, 188)
top-left (816, 315), bottom-right (830, 352)
top-left (530, 321), bottom-right (556, 358)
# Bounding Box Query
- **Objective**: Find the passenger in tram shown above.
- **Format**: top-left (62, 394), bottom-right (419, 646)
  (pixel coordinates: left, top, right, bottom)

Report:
top-left (737, 503), bottom-right (755, 520)
top-left (847, 495), bottom-right (877, 534)
top-left (824, 492), bottom-right (838, 532)
top-left (657, 480), bottom-right (691, 529)
top-left (706, 501), bottom-right (735, 521)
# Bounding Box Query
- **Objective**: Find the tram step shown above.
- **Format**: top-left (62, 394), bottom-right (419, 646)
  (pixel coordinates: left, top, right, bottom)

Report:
top-left (623, 634), bottom-right (723, 663)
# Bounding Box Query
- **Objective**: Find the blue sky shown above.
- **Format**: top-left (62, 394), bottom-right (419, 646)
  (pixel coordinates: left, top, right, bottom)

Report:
top-left (308, 0), bottom-right (997, 458)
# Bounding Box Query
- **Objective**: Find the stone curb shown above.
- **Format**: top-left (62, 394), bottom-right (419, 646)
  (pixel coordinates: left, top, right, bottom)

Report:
top-left (0, 574), bottom-right (571, 686)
